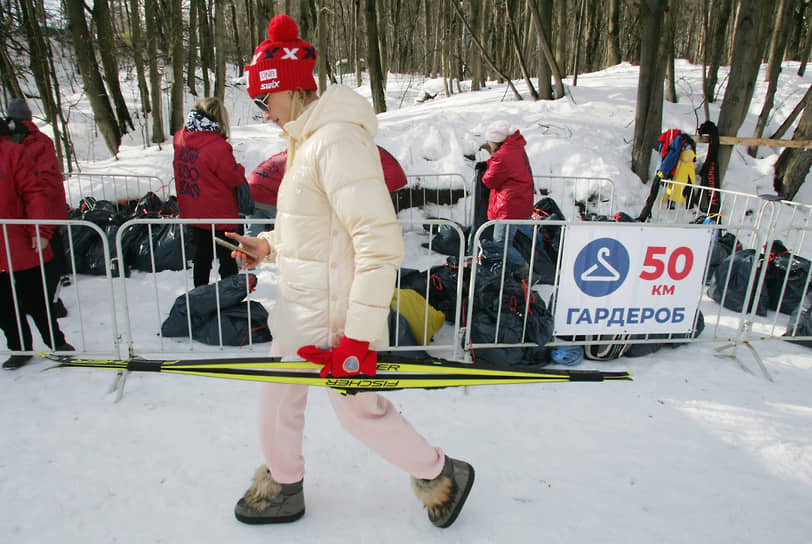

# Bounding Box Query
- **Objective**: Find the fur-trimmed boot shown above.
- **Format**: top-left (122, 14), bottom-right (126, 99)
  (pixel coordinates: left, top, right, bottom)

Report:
top-left (234, 465), bottom-right (305, 524)
top-left (411, 456), bottom-right (474, 528)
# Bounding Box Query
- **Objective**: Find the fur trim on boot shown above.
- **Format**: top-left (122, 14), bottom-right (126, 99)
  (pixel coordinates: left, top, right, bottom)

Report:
top-left (411, 456), bottom-right (474, 528)
top-left (234, 465), bottom-right (305, 524)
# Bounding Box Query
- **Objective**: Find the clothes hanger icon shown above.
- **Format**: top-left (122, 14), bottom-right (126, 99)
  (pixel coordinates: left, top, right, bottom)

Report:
top-left (580, 246), bottom-right (621, 282)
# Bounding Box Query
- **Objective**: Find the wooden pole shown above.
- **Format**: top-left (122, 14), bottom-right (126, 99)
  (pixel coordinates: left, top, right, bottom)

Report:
top-left (692, 135), bottom-right (812, 149)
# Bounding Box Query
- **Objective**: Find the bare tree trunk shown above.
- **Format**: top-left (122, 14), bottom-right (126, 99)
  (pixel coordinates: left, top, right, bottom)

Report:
top-left (94, 0), bottom-right (134, 133)
top-left (423, 0), bottom-right (432, 76)
top-left (528, 0), bottom-right (564, 98)
top-left (704, 0), bottom-right (732, 104)
top-left (440, 0), bottom-right (451, 96)
top-left (431, 1), bottom-right (442, 75)
top-left (583, 0), bottom-right (599, 73)
top-left (64, 0), bottom-right (121, 155)
top-left (230, 0), bottom-right (244, 73)
top-left (786, 0), bottom-right (807, 60)
top-left (187, 0), bottom-right (199, 96)
top-left (214, 0), bottom-right (225, 101)
top-left (16, 0), bottom-right (70, 170)
top-left (199, 0), bottom-right (213, 96)
top-left (748, 0), bottom-right (792, 157)
top-left (129, 0), bottom-right (152, 118)
top-left (0, 2), bottom-right (24, 99)
top-left (605, 0), bottom-right (621, 66)
top-left (631, 0), bottom-right (667, 181)
top-left (572, 0), bottom-right (586, 85)
top-left (317, 2), bottom-right (327, 93)
top-left (496, 4), bottom-right (511, 77)
top-left (365, 0), bottom-right (386, 112)
top-left (448, 0), bottom-right (523, 100)
top-left (716, 0), bottom-right (764, 184)
top-left (664, 7), bottom-right (677, 103)
top-left (376, 0), bottom-right (388, 87)
top-left (169, 0), bottom-right (185, 133)
top-left (469, 0), bottom-right (483, 90)
top-left (701, 0), bottom-right (710, 119)
top-left (799, 13), bottom-right (812, 76)
top-left (554, 0), bottom-right (567, 75)
top-left (145, 0), bottom-right (165, 143)
top-left (506, 0), bottom-right (538, 99)
top-left (246, 0), bottom-right (256, 56)
top-left (773, 101), bottom-right (812, 199)
top-left (532, 0), bottom-right (552, 99)
top-left (354, 0), bottom-right (363, 86)
top-left (770, 84), bottom-right (812, 140)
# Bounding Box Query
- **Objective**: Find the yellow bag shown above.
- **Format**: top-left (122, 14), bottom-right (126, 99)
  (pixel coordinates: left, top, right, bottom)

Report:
top-left (663, 148), bottom-right (696, 205)
top-left (390, 288), bottom-right (445, 345)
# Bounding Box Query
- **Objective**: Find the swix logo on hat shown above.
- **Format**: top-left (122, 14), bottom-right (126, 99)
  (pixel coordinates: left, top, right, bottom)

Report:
top-left (259, 68), bottom-right (278, 81)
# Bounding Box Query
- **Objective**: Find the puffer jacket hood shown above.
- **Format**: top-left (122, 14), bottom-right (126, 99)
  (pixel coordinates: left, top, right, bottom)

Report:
top-left (284, 85), bottom-right (377, 145)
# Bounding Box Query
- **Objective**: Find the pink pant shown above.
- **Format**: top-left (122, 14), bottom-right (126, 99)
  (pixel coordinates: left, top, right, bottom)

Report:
top-left (258, 381), bottom-right (446, 484)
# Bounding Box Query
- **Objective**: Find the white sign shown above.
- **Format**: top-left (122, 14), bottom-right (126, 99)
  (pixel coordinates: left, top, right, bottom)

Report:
top-left (554, 224), bottom-right (712, 335)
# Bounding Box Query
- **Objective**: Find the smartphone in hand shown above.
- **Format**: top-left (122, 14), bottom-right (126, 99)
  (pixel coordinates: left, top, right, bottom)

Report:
top-left (215, 237), bottom-right (259, 261)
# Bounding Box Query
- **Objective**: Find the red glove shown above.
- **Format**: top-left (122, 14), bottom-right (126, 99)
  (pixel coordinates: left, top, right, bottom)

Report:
top-left (297, 336), bottom-right (377, 378)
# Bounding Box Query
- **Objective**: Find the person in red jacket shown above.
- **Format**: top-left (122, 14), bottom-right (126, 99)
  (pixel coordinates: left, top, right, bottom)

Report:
top-left (7, 98), bottom-right (70, 317)
top-left (173, 97), bottom-right (246, 287)
top-left (480, 120), bottom-right (534, 273)
top-left (0, 119), bottom-right (73, 370)
top-left (245, 149), bottom-right (286, 237)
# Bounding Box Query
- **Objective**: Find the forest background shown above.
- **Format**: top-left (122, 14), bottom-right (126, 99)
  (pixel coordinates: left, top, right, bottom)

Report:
top-left (2, 0), bottom-right (812, 199)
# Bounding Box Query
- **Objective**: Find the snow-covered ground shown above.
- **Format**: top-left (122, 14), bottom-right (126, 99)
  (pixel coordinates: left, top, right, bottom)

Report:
top-left (3, 61), bottom-right (812, 543)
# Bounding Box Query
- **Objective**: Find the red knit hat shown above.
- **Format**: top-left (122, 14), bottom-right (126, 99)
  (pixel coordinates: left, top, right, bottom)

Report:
top-left (245, 14), bottom-right (317, 98)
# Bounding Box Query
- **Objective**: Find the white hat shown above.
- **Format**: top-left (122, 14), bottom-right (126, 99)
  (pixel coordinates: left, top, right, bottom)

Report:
top-left (485, 120), bottom-right (512, 143)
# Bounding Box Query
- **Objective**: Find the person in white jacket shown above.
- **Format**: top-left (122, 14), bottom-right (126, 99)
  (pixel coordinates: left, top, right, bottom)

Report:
top-left (225, 14), bottom-right (473, 529)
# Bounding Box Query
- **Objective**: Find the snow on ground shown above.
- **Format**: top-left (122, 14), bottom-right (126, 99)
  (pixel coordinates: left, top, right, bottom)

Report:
top-left (3, 61), bottom-right (812, 543)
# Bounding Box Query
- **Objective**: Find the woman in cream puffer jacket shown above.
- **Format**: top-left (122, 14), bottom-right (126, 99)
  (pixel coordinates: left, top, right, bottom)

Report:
top-left (256, 84), bottom-right (403, 351)
top-left (228, 83), bottom-right (450, 485)
top-left (228, 14), bottom-right (473, 528)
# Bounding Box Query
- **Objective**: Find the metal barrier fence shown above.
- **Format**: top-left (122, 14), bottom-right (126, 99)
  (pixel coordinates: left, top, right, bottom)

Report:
top-left (3, 181), bottom-right (811, 373)
top-left (1, 219), bottom-right (122, 359)
top-left (396, 173), bottom-right (470, 232)
top-left (63, 173), bottom-right (171, 208)
top-left (395, 173), bottom-right (616, 232)
top-left (533, 175), bottom-right (616, 219)
top-left (1, 216), bottom-right (468, 362)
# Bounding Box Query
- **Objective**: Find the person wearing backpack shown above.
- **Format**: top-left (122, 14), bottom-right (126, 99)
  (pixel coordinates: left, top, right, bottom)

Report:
top-left (223, 14), bottom-right (473, 529)
top-left (479, 120), bottom-right (535, 278)
top-left (173, 97), bottom-right (245, 287)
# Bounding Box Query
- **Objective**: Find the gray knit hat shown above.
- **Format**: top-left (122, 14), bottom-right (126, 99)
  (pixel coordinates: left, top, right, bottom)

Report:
top-left (8, 98), bottom-right (32, 121)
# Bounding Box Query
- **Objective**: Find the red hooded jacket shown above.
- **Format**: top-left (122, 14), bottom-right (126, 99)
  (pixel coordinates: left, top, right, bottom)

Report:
top-left (482, 130), bottom-right (534, 220)
top-left (19, 121), bottom-right (67, 219)
top-left (1, 139), bottom-right (54, 272)
top-left (173, 128), bottom-right (245, 230)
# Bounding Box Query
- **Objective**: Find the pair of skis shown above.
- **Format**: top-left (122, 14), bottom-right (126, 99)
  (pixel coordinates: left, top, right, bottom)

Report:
top-left (42, 352), bottom-right (632, 394)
